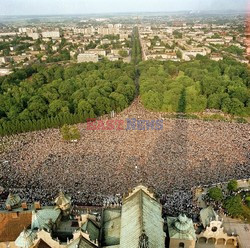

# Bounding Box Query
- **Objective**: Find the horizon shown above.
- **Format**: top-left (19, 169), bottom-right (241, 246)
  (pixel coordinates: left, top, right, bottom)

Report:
top-left (0, 0), bottom-right (248, 16)
top-left (0, 10), bottom-right (249, 17)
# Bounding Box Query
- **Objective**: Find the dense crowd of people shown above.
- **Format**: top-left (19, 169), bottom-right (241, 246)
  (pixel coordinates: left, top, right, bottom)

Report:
top-left (0, 100), bottom-right (249, 217)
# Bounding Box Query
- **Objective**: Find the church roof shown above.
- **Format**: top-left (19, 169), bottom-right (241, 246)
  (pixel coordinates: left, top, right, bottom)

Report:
top-left (200, 206), bottom-right (217, 228)
top-left (67, 234), bottom-right (98, 248)
top-left (33, 239), bottom-right (52, 248)
top-left (167, 214), bottom-right (196, 241)
top-left (119, 185), bottom-right (165, 248)
top-left (31, 208), bottom-right (61, 231)
top-left (5, 193), bottom-right (21, 208)
top-left (102, 209), bottom-right (121, 247)
top-left (15, 229), bottom-right (36, 248)
top-left (174, 214), bottom-right (192, 232)
top-left (81, 217), bottom-right (100, 242)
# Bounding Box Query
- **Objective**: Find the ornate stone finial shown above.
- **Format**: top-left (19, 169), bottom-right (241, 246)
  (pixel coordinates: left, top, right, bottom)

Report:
top-left (139, 230), bottom-right (149, 248)
top-left (54, 191), bottom-right (71, 215)
top-left (5, 193), bottom-right (21, 209)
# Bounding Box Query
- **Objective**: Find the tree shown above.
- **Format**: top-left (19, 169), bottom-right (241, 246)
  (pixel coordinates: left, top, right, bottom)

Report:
top-left (224, 195), bottom-right (244, 218)
top-left (227, 180), bottom-right (238, 192)
top-left (48, 100), bottom-right (70, 117)
top-left (221, 97), bottom-right (232, 113)
top-left (27, 96), bottom-right (48, 120)
top-left (119, 50), bottom-right (128, 57)
top-left (70, 126), bottom-right (81, 140)
top-left (141, 91), bottom-right (163, 111)
top-left (229, 98), bottom-right (245, 116)
top-left (109, 92), bottom-right (128, 111)
top-left (208, 187), bottom-right (223, 202)
top-left (95, 96), bottom-right (112, 116)
top-left (228, 86), bottom-right (249, 104)
top-left (173, 30), bottom-right (183, 39)
top-left (60, 124), bottom-right (80, 141)
top-left (246, 196), bottom-right (250, 208)
top-left (224, 45), bottom-right (244, 56)
top-left (39, 84), bottom-right (60, 103)
top-left (168, 64), bottom-right (178, 76)
top-left (201, 75), bottom-right (220, 96)
top-left (58, 79), bottom-right (75, 100)
top-left (208, 94), bottom-right (222, 109)
top-left (18, 109), bottom-right (31, 121)
top-left (178, 88), bottom-right (186, 113)
top-left (176, 50), bottom-right (182, 59)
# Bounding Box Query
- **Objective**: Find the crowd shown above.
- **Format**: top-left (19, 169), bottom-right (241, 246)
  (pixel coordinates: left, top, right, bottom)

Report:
top-left (0, 100), bottom-right (249, 217)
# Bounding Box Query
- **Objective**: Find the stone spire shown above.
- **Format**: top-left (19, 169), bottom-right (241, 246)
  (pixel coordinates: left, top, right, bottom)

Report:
top-left (5, 193), bottom-right (21, 210)
top-left (54, 191), bottom-right (71, 216)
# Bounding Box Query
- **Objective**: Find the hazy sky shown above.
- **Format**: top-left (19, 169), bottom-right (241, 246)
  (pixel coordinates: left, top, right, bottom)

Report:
top-left (0, 0), bottom-right (248, 15)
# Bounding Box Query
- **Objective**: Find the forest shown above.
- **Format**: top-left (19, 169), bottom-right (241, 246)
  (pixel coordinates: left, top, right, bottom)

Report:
top-left (0, 27), bottom-right (249, 136)
top-left (139, 56), bottom-right (250, 116)
top-left (0, 61), bottom-right (136, 135)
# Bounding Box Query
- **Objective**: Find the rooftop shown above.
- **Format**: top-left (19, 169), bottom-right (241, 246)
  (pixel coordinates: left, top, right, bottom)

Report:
top-left (167, 214), bottom-right (196, 241)
top-left (120, 185), bottom-right (165, 248)
top-left (0, 210), bottom-right (32, 242)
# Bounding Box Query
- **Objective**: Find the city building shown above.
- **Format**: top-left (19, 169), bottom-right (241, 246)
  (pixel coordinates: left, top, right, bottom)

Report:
top-left (77, 53), bottom-right (99, 63)
top-left (181, 48), bottom-right (208, 61)
top-left (119, 185), bottom-right (166, 248)
top-left (42, 31), bottom-right (61, 39)
top-left (197, 215), bottom-right (238, 246)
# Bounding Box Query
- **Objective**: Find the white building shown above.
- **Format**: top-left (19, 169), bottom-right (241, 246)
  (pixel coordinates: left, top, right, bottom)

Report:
top-left (27, 32), bottom-right (40, 40)
top-left (101, 39), bottom-right (111, 45)
top-left (182, 48), bottom-right (208, 61)
top-left (0, 57), bottom-right (7, 65)
top-left (146, 53), bottom-right (179, 61)
top-left (206, 38), bottom-right (224, 45)
top-left (0, 68), bottom-right (12, 76)
top-left (77, 53), bottom-right (99, 63)
top-left (52, 45), bottom-right (59, 52)
top-left (107, 54), bottom-right (120, 61)
top-left (88, 49), bottom-right (106, 56)
top-left (210, 53), bottom-right (223, 61)
top-left (0, 32), bottom-right (17, 37)
top-left (120, 33), bottom-right (129, 40)
top-left (42, 31), bottom-right (60, 39)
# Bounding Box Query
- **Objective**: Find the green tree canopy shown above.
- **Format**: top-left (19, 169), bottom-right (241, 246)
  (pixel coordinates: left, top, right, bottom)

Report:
top-left (224, 195), bottom-right (244, 218)
top-left (227, 180), bottom-right (238, 192)
top-left (208, 187), bottom-right (223, 202)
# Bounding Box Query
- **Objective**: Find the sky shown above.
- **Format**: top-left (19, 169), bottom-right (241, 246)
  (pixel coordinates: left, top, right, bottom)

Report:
top-left (0, 0), bottom-right (248, 16)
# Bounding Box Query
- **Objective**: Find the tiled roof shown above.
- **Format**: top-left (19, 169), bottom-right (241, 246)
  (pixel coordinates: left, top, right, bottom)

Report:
top-left (31, 208), bottom-right (61, 231)
top-left (0, 211), bottom-right (32, 242)
top-left (67, 235), bottom-right (98, 248)
top-left (119, 186), bottom-right (165, 248)
top-left (200, 206), bottom-right (217, 228)
top-left (102, 209), bottom-right (121, 246)
top-left (15, 229), bottom-right (36, 248)
top-left (167, 214), bottom-right (196, 241)
top-left (33, 238), bottom-right (52, 248)
top-left (81, 218), bottom-right (100, 242)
